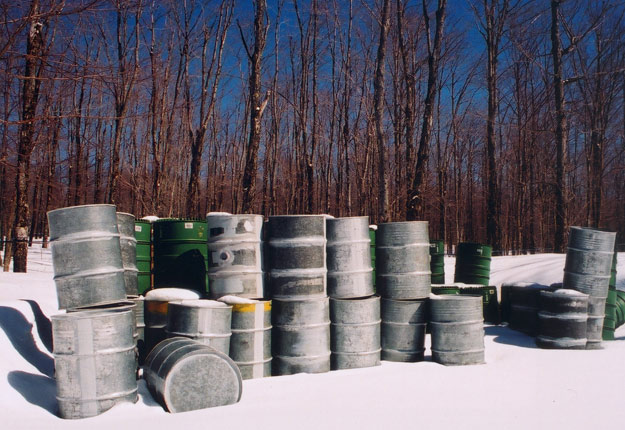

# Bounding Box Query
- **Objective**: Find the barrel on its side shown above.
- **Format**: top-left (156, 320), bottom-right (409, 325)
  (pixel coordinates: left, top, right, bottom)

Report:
top-left (206, 214), bottom-right (264, 299)
top-left (134, 219), bottom-right (152, 294)
top-left (330, 296), bottom-right (381, 370)
top-left (266, 215), bottom-right (327, 298)
top-left (376, 222), bottom-right (431, 299)
top-left (117, 212), bottom-right (139, 296)
top-left (144, 337), bottom-right (242, 413)
top-left (272, 296), bottom-right (331, 375)
top-left (430, 240), bottom-right (445, 284)
top-left (52, 308), bottom-right (138, 419)
top-left (536, 289), bottom-right (588, 349)
top-left (218, 298), bottom-right (272, 379)
top-left (144, 288), bottom-right (202, 355)
top-left (326, 217), bottom-right (374, 298)
top-left (48, 204), bottom-right (127, 309)
top-left (153, 219), bottom-right (208, 295)
top-left (381, 298), bottom-right (427, 362)
top-left (454, 243), bottom-right (492, 286)
top-left (430, 295), bottom-right (484, 366)
top-left (165, 300), bottom-right (232, 354)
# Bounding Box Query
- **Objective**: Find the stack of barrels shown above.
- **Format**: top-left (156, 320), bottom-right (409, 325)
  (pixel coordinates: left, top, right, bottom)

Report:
top-left (48, 204), bottom-right (139, 419)
top-left (327, 217), bottom-right (380, 370)
top-left (377, 222), bottom-right (430, 362)
top-left (562, 227), bottom-right (616, 349)
top-left (266, 215), bottom-right (331, 375)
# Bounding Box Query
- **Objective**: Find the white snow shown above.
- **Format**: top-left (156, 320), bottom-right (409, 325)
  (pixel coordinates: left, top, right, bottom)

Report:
top-left (1, 246), bottom-right (625, 429)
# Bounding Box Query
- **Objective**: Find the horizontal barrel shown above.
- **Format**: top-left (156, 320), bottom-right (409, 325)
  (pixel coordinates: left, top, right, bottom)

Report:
top-left (144, 337), bottom-right (242, 413)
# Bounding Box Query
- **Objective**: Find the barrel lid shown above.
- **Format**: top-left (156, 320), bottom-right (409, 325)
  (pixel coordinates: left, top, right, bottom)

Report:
top-left (145, 288), bottom-right (201, 301)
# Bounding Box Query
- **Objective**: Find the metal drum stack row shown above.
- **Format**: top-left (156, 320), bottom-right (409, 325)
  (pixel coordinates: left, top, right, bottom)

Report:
top-left (377, 221), bottom-right (431, 362)
top-left (327, 217), bottom-right (380, 370)
top-left (563, 227), bottom-right (616, 349)
top-left (267, 215), bottom-right (331, 375)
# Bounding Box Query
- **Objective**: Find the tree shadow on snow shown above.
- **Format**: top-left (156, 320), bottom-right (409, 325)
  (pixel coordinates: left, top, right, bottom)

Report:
top-left (485, 325), bottom-right (538, 349)
top-left (0, 306), bottom-right (55, 377)
top-left (8, 371), bottom-right (58, 415)
top-left (21, 300), bottom-right (53, 353)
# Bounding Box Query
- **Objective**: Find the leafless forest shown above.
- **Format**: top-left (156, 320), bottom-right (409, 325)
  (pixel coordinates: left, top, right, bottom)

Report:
top-left (1, 0), bottom-right (625, 272)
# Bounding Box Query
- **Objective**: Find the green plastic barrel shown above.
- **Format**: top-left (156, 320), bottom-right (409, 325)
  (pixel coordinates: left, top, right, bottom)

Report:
top-left (153, 219), bottom-right (208, 295)
top-left (458, 285), bottom-right (499, 324)
top-left (369, 227), bottom-right (376, 289)
top-left (616, 290), bottom-right (625, 328)
top-left (431, 285), bottom-right (460, 295)
top-left (134, 220), bottom-right (152, 295)
top-left (454, 243), bottom-right (492, 286)
top-left (430, 240), bottom-right (445, 284)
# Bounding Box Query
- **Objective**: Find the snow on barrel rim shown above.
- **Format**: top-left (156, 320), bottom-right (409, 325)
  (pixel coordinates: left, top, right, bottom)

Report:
top-left (144, 288), bottom-right (202, 301)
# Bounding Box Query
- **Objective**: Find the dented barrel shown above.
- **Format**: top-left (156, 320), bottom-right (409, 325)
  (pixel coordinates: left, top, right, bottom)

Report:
top-left (206, 214), bottom-right (264, 299)
top-left (48, 204), bottom-right (127, 310)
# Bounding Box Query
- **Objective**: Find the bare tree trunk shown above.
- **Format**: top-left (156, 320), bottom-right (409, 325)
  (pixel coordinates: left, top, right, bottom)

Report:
top-left (241, 0), bottom-right (268, 214)
top-left (13, 0), bottom-right (46, 272)
top-left (374, 0), bottom-right (391, 222)
top-left (407, 0), bottom-right (447, 220)
top-left (550, 0), bottom-right (567, 252)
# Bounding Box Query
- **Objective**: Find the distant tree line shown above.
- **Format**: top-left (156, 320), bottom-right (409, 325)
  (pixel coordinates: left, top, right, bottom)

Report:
top-left (1, 0), bottom-right (624, 271)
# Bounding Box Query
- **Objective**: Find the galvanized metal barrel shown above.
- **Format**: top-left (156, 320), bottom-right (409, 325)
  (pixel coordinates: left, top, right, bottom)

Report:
top-left (375, 221), bottom-right (431, 299)
top-left (369, 226), bottom-right (377, 287)
top-left (430, 240), bottom-right (445, 284)
top-left (117, 212), bottom-right (139, 296)
top-left (457, 283), bottom-right (499, 324)
top-left (326, 217), bottom-right (374, 298)
top-left (144, 337), bottom-right (242, 413)
top-left (603, 242), bottom-right (619, 340)
top-left (206, 214), bottom-right (264, 299)
top-left (454, 243), bottom-right (492, 286)
top-left (47, 204), bottom-right (126, 309)
top-left (218, 296), bottom-right (272, 379)
top-left (153, 219), bottom-right (208, 295)
top-left (52, 308), bottom-right (137, 419)
top-left (272, 296), bottom-right (331, 375)
top-left (563, 227), bottom-right (616, 348)
top-left (536, 289), bottom-right (588, 349)
top-left (430, 295), bottom-right (484, 366)
top-left (507, 283), bottom-right (551, 335)
top-left (144, 288), bottom-right (201, 355)
top-left (134, 219), bottom-right (152, 294)
top-left (165, 299), bottom-right (232, 354)
top-left (127, 295), bottom-right (146, 363)
top-left (380, 298), bottom-right (427, 362)
top-left (266, 215), bottom-right (327, 298)
top-left (330, 296), bottom-right (381, 370)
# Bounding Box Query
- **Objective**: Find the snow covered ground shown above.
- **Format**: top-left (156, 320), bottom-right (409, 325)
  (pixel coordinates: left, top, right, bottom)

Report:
top-left (1, 246), bottom-right (624, 429)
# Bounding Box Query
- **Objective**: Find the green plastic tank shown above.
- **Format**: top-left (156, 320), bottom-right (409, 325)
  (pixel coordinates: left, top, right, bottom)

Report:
top-left (153, 219), bottom-right (208, 295)
top-left (454, 242), bottom-right (492, 286)
top-left (134, 220), bottom-right (152, 295)
top-left (430, 240), bottom-right (445, 284)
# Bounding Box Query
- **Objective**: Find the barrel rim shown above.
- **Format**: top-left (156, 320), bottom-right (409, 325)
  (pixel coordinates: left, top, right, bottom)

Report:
top-left (47, 203), bottom-right (116, 216)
